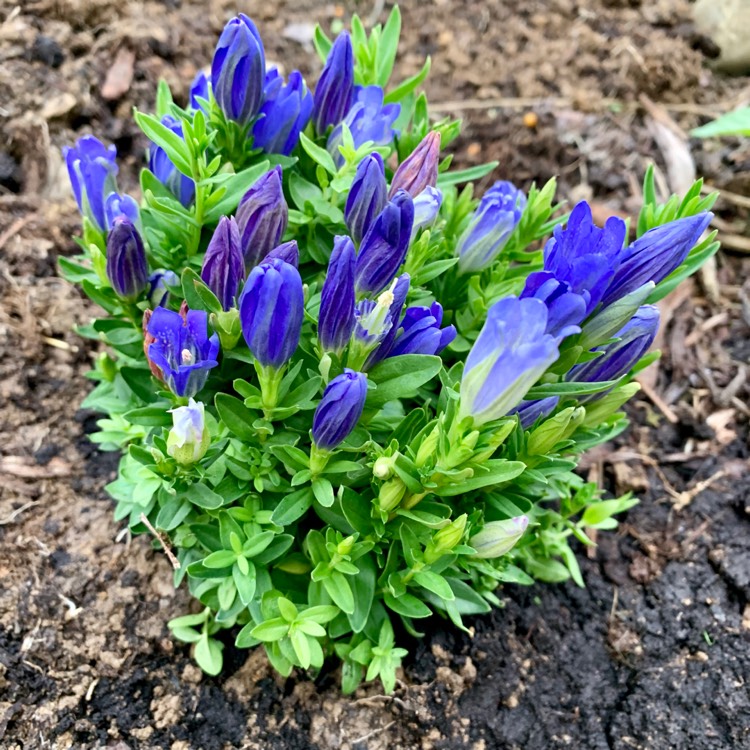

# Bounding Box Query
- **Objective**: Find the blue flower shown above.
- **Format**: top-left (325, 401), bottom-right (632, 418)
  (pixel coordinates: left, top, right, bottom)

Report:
top-left (201, 216), bottom-right (244, 311)
top-left (266, 240), bottom-right (299, 267)
top-left (189, 71), bottom-right (210, 111)
top-left (327, 86), bottom-right (400, 166)
top-left (568, 305), bottom-right (660, 386)
top-left (253, 69), bottom-right (313, 156)
top-left (319, 236), bottom-right (356, 354)
top-left (389, 302), bottom-right (456, 357)
top-left (239, 258), bottom-right (303, 369)
top-left (104, 192), bottom-right (139, 230)
top-left (147, 270), bottom-right (179, 308)
top-left (540, 201), bottom-right (627, 314)
top-left (106, 218), bottom-right (148, 301)
top-left (63, 135), bottom-right (118, 232)
top-left (312, 32), bottom-right (354, 135)
top-left (600, 213), bottom-right (713, 307)
top-left (148, 116), bottom-right (195, 207)
top-left (357, 273), bottom-right (410, 369)
top-left (510, 397), bottom-right (560, 429)
top-left (147, 308), bottom-right (220, 398)
top-left (312, 369), bottom-right (368, 450)
top-left (459, 297), bottom-right (559, 425)
top-left (389, 131), bottom-right (441, 199)
top-left (235, 166), bottom-right (288, 271)
top-left (521, 273), bottom-right (586, 339)
top-left (211, 14), bottom-right (266, 126)
top-left (167, 398), bottom-right (210, 465)
top-left (457, 181), bottom-right (526, 274)
top-left (355, 190), bottom-right (414, 296)
top-left (345, 153), bottom-right (387, 244)
top-left (411, 186), bottom-right (443, 238)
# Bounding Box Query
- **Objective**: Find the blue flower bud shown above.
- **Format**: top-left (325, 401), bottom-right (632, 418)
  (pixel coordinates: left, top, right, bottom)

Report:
top-left (521, 272), bottom-right (586, 339)
top-left (266, 240), bottom-right (299, 267)
top-left (211, 14), bottom-right (266, 126)
top-left (106, 217), bottom-right (148, 301)
top-left (148, 116), bottom-right (195, 207)
top-left (568, 305), bottom-right (660, 386)
top-left (457, 181), bottom-right (526, 274)
top-left (327, 86), bottom-right (400, 166)
top-left (147, 269), bottom-right (179, 308)
top-left (253, 69), bottom-right (313, 156)
top-left (312, 32), bottom-right (354, 134)
top-left (201, 216), bottom-right (244, 311)
top-left (355, 190), bottom-right (414, 296)
top-left (104, 192), bottom-right (139, 230)
top-left (235, 167), bottom-right (288, 271)
top-left (239, 258), bottom-right (303, 368)
top-left (360, 274), bottom-right (410, 369)
top-left (189, 70), bottom-right (210, 111)
top-left (389, 302), bottom-right (456, 357)
top-left (345, 154), bottom-right (387, 244)
top-left (389, 131), bottom-right (441, 199)
top-left (318, 236), bottom-right (356, 354)
top-left (167, 398), bottom-right (210, 465)
top-left (600, 213), bottom-right (713, 308)
top-left (541, 201), bottom-right (627, 314)
top-left (312, 369), bottom-right (368, 450)
top-left (411, 186), bottom-right (443, 237)
top-left (459, 297), bottom-right (559, 426)
top-left (147, 308), bottom-right (220, 397)
top-left (63, 135), bottom-right (118, 232)
top-left (510, 397), bottom-right (560, 429)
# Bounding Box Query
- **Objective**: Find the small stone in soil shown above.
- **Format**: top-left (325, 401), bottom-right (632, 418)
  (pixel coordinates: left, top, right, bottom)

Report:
top-left (30, 35), bottom-right (65, 68)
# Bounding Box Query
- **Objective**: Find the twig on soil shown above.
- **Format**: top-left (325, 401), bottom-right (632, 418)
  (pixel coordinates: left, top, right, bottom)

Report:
top-left (673, 470), bottom-right (726, 512)
top-left (0, 213), bottom-right (37, 251)
top-left (636, 377), bottom-right (679, 423)
top-left (0, 500), bottom-right (38, 525)
top-left (351, 721), bottom-right (396, 746)
top-left (716, 232), bottom-right (750, 254)
top-left (701, 183), bottom-right (750, 210)
top-left (139, 513), bottom-right (181, 570)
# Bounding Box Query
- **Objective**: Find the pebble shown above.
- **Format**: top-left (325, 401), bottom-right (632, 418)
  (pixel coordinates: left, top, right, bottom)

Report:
top-left (31, 34), bottom-right (64, 68)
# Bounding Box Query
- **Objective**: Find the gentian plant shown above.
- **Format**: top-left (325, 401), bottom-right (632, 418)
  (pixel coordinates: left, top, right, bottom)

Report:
top-left (61, 7), bottom-right (719, 692)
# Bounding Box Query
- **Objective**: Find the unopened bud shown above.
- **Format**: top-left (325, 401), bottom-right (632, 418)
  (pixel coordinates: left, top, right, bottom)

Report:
top-left (373, 454), bottom-right (398, 480)
top-left (425, 514), bottom-right (467, 563)
top-left (337, 535), bottom-right (355, 556)
top-left (527, 406), bottom-right (585, 456)
top-left (470, 516), bottom-right (529, 559)
top-left (415, 426), bottom-right (440, 467)
top-left (378, 477), bottom-right (407, 513)
top-left (167, 399), bottom-right (210, 465)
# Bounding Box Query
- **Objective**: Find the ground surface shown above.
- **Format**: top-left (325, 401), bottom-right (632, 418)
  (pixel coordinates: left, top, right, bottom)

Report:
top-left (1, 1), bottom-right (750, 748)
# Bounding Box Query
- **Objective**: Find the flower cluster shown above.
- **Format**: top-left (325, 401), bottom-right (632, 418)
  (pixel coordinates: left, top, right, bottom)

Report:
top-left (62, 7), bottom-right (718, 693)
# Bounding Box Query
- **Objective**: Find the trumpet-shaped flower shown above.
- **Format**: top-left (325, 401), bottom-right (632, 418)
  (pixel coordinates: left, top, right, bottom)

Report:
top-left (312, 369), bottom-right (368, 450)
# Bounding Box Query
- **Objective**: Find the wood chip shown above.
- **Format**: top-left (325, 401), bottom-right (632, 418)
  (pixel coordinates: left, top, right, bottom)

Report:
top-left (0, 456), bottom-right (72, 478)
top-left (101, 48), bottom-right (135, 101)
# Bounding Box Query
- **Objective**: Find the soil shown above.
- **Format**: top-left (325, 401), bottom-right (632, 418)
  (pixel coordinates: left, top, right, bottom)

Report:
top-left (1, 0), bottom-right (750, 748)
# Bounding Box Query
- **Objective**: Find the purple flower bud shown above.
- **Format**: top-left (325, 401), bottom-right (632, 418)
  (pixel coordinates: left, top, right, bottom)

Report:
top-left (568, 305), bottom-right (660, 386)
top-left (327, 86), bottom-right (400, 166)
top-left (355, 190), bottom-right (415, 296)
top-left (148, 269), bottom-right (179, 308)
top-left (360, 273), bottom-right (410, 369)
top-left (460, 297), bottom-right (559, 426)
top-left (345, 154), bottom-right (387, 244)
top-left (189, 71), bottom-right (210, 112)
top-left (457, 181), bottom-right (526, 274)
top-left (104, 192), bottom-right (140, 230)
top-left (266, 240), bottom-right (299, 267)
top-left (211, 14), bottom-right (266, 126)
top-left (253, 69), bottom-right (313, 156)
top-left (319, 236), bottom-right (356, 354)
top-left (201, 216), bottom-right (244, 311)
top-left (389, 302), bottom-right (456, 357)
top-left (600, 213), bottom-right (713, 308)
top-left (312, 32), bottom-right (354, 135)
top-left (147, 307), bottom-right (220, 397)
top-left (106, 218), bottom-right (148, 301)
top-left (149, 116), bottom-right (195, 207)
top-left (510, 397), bottom-right (560, 429)
top-left (235, 167), bottom-right (288, 271)
top-left (521, 272), bottom-right (586, 340)
top-left (389, 131), bottom-right (441, 199)
top-left (239, 258), bottom-right (303, 368)
top-left (412, 186), bottom-right (443, 237)
top-left (63, 135), bottom-right (118, 232)
top-left (312, 369), bottom-right (368, 450)
top-left (541, 201), bottom-right (627, 314)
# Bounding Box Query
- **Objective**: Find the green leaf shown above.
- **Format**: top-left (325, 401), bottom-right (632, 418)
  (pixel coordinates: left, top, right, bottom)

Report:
top-left (194, 634), bottom-right (224, 675)
top-left (375, 6), bottom-right (401, 86)
top-left (202, 549), bottom-right (236, 568)
top-left (155, 79), bottom-right (174, 118)
top-left (203, 162), bottom-right (271, 223)
top-left (134, 110), bottom-right (192, 177)
top-left (123, 405), bottom-right (172, 427)
top-left (120, 367), bottom-right (159, 404)
top-left (271, 487), bottom-right (314, 526)
top-left (299, 132), bottom-right (337, 175)
top-left (383, 591), bottom-right (432, 619)
top-left (299, 605), bottom-right (340, 624)
top-left (437, 162), bottom-right (499, 188)
top-left (433, 460), bottom-right (526, 497)
top-left (691, 107), bottom-right (750, 138)
top-left (413, 570), bottom-right (455, 601)
top-left (156, 496), bottom-right (192, 531)
top-left (188, 483), bottom-right (225, 510)
top-left (348, 555), bottom-right (376, 633)
top-left (251, 617), bottom-right (290, 642)
top-left (181, 267), bottom-right (222, 314)
top-left (367, 354), bottom-right (443, 407)
top-left (385, 57), bottom-right (431, 104)
top-left (313, 25), bottom-right (333, 62)
top-left (312, 477), bottom-right (335, 508)
top-left (524, 380), bottom-right (620, 399)
top-left (215, 393), bottom-right (256, 441)
top-left (323, 571), bottom-right (355, 614)
top-left (233, 560), bottom-right (257, 605)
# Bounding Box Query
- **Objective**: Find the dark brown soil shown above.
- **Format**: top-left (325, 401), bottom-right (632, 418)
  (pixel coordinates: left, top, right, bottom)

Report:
top-left (1, 1), bottom-right (749, 749)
